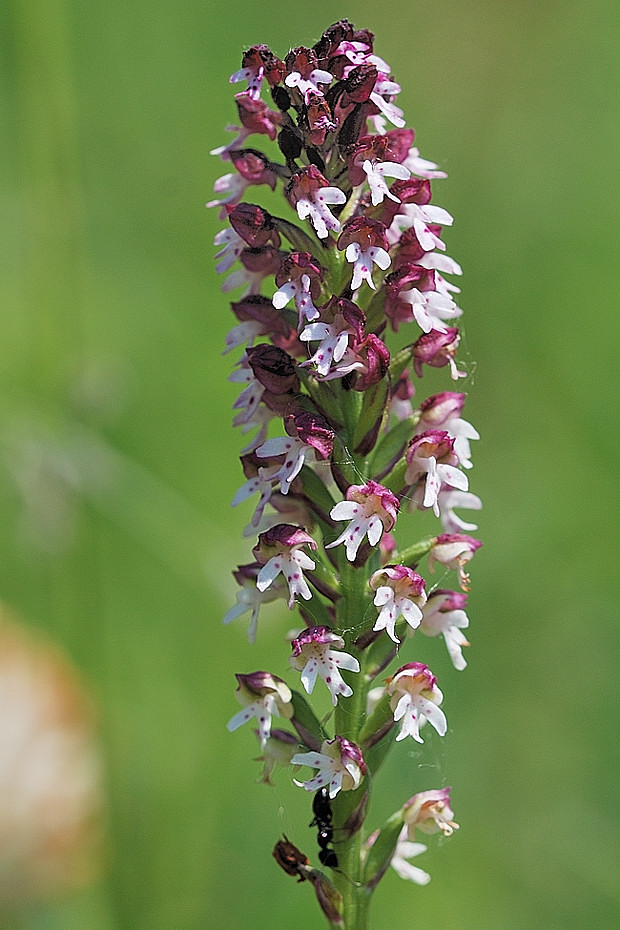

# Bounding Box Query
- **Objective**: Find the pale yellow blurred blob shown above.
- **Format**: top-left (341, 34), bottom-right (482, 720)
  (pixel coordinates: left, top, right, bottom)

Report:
top-left (0, 607), bottom-right (104, 906)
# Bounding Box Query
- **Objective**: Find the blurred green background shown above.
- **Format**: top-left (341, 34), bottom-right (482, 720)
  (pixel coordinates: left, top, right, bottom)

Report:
top-left (1, 0), bottom-right (619, 927)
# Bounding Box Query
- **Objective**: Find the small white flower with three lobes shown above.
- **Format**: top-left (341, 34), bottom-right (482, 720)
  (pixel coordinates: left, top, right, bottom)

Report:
top-left (365, 825), bottom-right (431, 886)
top-left (419, 589), bottom-right (471, 670)
top-left (401, 787), bottom-right (459, 841)
top-left (369, 565), bottom-right (427, 643)
top-left (272, 273), bottom-right (320, 327)
top-left (226, 672), bottom-right (293, 750)
top-left (386, 662), bottom-right (447, 743)
top-left (337, 217), bottom-right (392, 293)
top-left (286, 165), bottom-right (346, 239)
top-left (346, 240), bottom-right (392, 291)
top-left (299, 319), bottom-right (351, 377)
top-left (405, 430), bottom-right (468, 519)
top-left (326, 480), bottom-right (400, 562)
top-left (292, 736), bottom-right (366, 798)
top-left (362, 157), bottom-right (411, 206)
top-left (256, 411), bottom-right (334, 496)
top-left (253, 524), bottom-right (317, 608)
top-left (285, 66), bottom-right (333, 105)
top-left (289, 626), bottom-right (360, 706)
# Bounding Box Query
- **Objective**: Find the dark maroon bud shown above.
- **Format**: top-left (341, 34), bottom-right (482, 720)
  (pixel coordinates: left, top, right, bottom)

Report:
top-left (313, 19), bottom-right (354, 65)
top-left (341, 63), bottom-right (378, 104)
top-left (238, 245), bottom-right (283, 279)
top-left (278, 125), bottom-right (304, 161)
top-left (235, 94), bottom-right (281, 140)
top-left (412, 327), bottom-right (463, 378)
top-left (284, 410), bottom-right (334, 460)
top-left (229, 148), bottom-right (278, 189)
top-left (246, 344), bottom-right (300, 394)
top-left (271, 84), bottom-right (292, 111)
top-left (391, 176), bottom-right (432, 205)
top-left (354, 333), bottom-right (390, 390)
top-left (227, 203), bottom-right (279, 248)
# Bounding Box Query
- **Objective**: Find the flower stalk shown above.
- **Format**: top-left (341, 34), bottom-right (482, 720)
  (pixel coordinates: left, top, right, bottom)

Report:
top-left (210, 20), bottom-right (482, 929)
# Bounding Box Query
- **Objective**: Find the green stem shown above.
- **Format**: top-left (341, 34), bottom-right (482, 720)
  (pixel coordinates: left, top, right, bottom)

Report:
top-left (324, 365), bottom-right (394, 929)
top-left (331, 559), bottom-right (376, 929)
top-left (334, 846), bottom-right (372, 930)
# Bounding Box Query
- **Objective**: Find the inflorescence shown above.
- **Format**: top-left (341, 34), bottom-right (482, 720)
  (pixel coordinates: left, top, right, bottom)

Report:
top-left (209, 19), bottom-right (481, 927)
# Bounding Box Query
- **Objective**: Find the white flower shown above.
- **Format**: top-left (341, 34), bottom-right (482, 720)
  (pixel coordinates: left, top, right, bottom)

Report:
top-left (402, 788), bottom-right (459, 840)
top-left (399, 285), bottom-right (462, 335)
top-left (256, 435), bottom-right (313, 495)
top-left (369, 566), bottom-right (427, 644)
top-left (387, 663), bottom-right (447, 743)
top-left (292, 736), bottom-right (366, 798)
top-left (404, 146), bottom-right (448, 180)
top-left (423, 454), bottom-right (469, 516)
top-left (285, 68), bottom-right (333, 104)
top-left (362, 159), bottom-right (411, 206)
top-left (254, 526), bottom-right (318, 608)
top-left (226, 673), bottom-right (293, 749)
top-left (206, 172), bottom-right (248, 211)
top-left (420, 591), bottom-right (471, 670)
top-left (272, 273), bottom-right (320, 326)
top-left (289, 627), bottom-right (359, 705)
top-left (389, 200), bottom-right (453, 251)
top-left (295, 187), bottom-right (346, 239)
top-left (326, 481), bottom-right (399, 562)
top-left (229, 64), bottom-right (264, 100)
top-left (369, 74), bottom-right (405, 128)
top-left (345, 241), bottom-right (391, 291)
top-left (214, 227), bottom-right (246, 273)
top-left (300, 321), bottom-right (351, 377)
top-left (223, 576), bottom-right (284, 644)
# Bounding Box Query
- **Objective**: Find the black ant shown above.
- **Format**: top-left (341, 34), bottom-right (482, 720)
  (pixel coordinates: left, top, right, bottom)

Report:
top-left (309, 787), bottom-right (338, 868)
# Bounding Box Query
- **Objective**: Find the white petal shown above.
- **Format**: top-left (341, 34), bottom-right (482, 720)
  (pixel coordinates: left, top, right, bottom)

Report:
top-left (419, 699), bottom-right (447, 737)
top-left (256, 557), bottom-right (282, 591)
top-left (371, 247), bottom-right (392, 270)
top-left (330, 501), bottom-right (360, 521)
top-left (291, 750), bottom-right (330, 768)
top-left (226, 703), bottom-right (258, 731)
top-left (311, 69), bottom-right (334, 84)
top-left (423, 204), bottom-right (453, 226)
top-left (373, 586), bottom-right (393, 607)
top-left (438, 464), bottom-right (469, 491)
top-left (319, 186), bottom-right (347, 205)
top-left (300, 659), bottom-right (319, 694)
top-left (330, 650), bottom-right (360, 673)
top-left (378, 162), bottom-right (411, 181)
top-left (366, 515), bottom-right (384, 547)
top-left (272, 282), bottom-right (296, 309)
